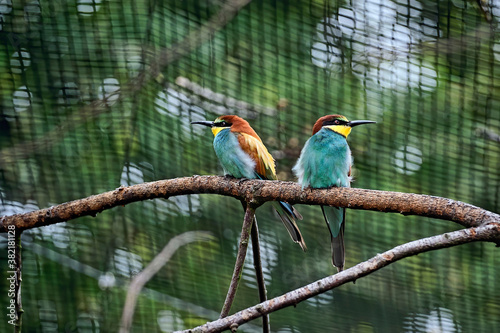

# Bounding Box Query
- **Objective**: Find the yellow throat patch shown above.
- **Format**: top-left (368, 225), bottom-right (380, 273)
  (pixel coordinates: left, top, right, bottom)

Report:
top-left (325, 125), bottom-right (352, 138)
top-left (211, 126), bottom-right (227, 137)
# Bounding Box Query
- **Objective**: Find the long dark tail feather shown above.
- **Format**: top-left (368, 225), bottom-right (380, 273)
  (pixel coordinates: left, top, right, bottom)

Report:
top-left (273, 201), bottom-right (307, 251)
top-left (279, 200), bottom-right (303, 220)
top-left (331, 222), bottom-right (345, 272)
top-left (321, 206), bottom-right (345, 272)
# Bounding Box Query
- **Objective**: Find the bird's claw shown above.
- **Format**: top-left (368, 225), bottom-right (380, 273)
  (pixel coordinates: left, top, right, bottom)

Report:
top-left (237, 177), bottom-right (250, 184)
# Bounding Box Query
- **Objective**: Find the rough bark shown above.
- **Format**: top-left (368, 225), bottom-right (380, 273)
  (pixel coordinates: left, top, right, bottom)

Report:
top-left (1, 176), bottom-right (499, 232)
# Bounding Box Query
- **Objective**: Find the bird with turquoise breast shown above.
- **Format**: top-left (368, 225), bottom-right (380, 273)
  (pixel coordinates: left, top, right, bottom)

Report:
top-left (293, 114), bottom-right (376, 271)
top-left (192, 115), bottom-right (306, 251)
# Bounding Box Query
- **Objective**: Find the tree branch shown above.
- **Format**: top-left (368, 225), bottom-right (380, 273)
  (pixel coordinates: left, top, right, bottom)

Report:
top-left (219, 203), bottom-right (269, 330)
top-left (220, 205), bottom-right (256, 318)
top-left (175, 223), bottom-right (500, 333)
top-left (1, 176), bottom-right (499, 233)
top-left (119, 231), bottom-right (213, 333)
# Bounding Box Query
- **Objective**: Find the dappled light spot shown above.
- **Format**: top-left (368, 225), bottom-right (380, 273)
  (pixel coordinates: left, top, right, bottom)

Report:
top-left (154, 88), bottom-right (207, 138)
top-left (305, 291), bottom-right (334, 307)
top-left (121, 163), bottom-right (146, 186)
top-left (11, 49), bottom-right (31, 74)
top-left (30, 223), bottom-right (71, 249)
top-left (311, 16), bottom-right (343, 70)
top-left (114, 43), bottom-right (144, 78)
top-left (98, 272), bottom-right (116, 290)
top-left (371, 58), bottom-right (437, 93)
top-left (492, 0), bottom-right (500, 29)
top-left (168, 195), bottom-right (201, 215)
top-left (311, 42), bottom-right (342, 70)
top-left (393, 145), bottom-right (423, 175)
top-left (97, 77), bottom-right (120, 106)
top-left (493, 43), bottom-right (500, 62)
top-left (0, 196), bottom-right (39, 216)
top-left (113, 248), bottom-right (143, 277)
top-left (143, 194), bottom-right (201, 217)
top-left (77, 0), bottom-right (101, 16)
top-left (0, 0), bottom-right (12, 14)
top-left (157, 310), bottom-right (184, 332)
top-left (403, 307), bottom-right (462, 333)
top-left (13, 85), bottom-right (33, 112)
top-left (155, 88), bottom-right (190, 117)
top-left (311, 0), bottom-right (439, 93)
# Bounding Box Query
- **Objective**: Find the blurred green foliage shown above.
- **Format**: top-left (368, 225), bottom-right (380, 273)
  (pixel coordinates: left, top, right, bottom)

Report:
top-left (1, 0), bottom-right (499, 332)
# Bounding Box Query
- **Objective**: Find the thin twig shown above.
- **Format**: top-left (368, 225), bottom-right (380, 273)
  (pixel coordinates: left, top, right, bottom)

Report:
top-left (250, 219), bottom-right (270, 333)
top-left (220, 204), bottom-right (256, 318)
top-left (119, 231), bottom-right (214, 333)
top-left (175, 223), bottom-right (500, 333)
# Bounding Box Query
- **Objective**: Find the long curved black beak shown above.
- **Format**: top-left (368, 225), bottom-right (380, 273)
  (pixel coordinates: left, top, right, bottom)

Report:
top-left (348, 120), bottom-right (377, 127)
top-left (191, 121), bottom-right (214, 127)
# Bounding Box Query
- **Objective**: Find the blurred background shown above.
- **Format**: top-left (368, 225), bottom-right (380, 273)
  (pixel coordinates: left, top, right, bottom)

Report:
top-left (1, 0), bottom-right (499, 332)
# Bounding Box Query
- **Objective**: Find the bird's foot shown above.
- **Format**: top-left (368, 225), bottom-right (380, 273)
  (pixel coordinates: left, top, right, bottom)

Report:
top-left (237, 177), bottom-right (250, 185)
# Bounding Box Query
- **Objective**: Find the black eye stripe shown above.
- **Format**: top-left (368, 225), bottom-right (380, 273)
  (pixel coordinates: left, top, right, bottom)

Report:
top-left (323, 119), bottom-right (348, 126)
top-left (213, 121), bottom-right (231, 127)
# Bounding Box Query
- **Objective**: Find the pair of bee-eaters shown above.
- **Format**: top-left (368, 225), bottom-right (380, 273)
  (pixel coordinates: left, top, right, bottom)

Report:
top-left (192, 114), bottom-right (375, 272)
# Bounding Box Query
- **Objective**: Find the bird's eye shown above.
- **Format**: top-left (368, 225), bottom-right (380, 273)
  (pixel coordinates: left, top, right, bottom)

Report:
top-left (215, 121), bottom-right (230, 127)
top-left (334, 119), bottom-right (340, 124)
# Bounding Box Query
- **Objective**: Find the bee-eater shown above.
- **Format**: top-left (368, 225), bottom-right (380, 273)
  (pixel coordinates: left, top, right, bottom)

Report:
top-left (293, 115), bottom-right (375, 271)
top-left (192, 115), bottom-right (306, 251)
